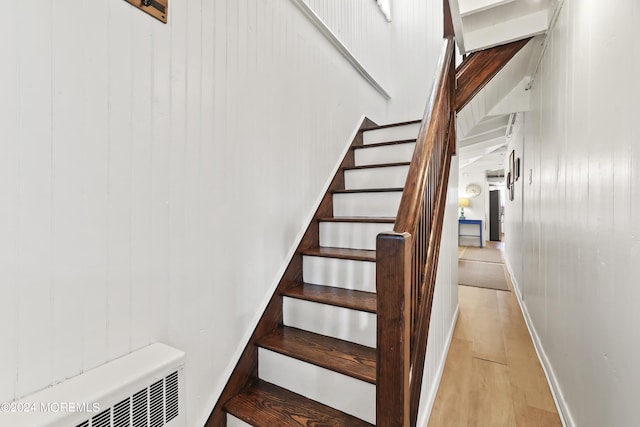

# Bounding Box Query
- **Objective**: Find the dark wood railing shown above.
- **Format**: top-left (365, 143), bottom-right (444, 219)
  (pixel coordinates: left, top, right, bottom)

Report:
top-left (376, 36), bottom-right (456, 427)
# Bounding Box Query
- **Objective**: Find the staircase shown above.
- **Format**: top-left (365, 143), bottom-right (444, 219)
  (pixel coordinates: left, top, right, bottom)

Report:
top-left (205, 15), bottom-right (524, 422)
top-left (221, 121), bottom-right (421, 426)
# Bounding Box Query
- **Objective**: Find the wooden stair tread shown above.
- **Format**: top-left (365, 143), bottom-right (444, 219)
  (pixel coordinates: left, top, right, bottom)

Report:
top-left (257, 327), bottom-right (377, 384)
top-left (343, 161), bottom-right (411, 171)
top-left (318, 216), bottom-right (395, 223)
top-left (301, 247), bottom-right (376, 262)
top-left (332, 187), bottom-right (404, 194)
top-left (282, 283), bottom-right (376, 313)
top-left (352, 139), bottom-right (417, 149)
top-left (224, 380), bottom-right (374, 427)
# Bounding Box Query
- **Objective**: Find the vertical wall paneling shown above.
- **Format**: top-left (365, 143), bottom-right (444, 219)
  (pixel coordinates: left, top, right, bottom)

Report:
top-left (0, 0), bottom-right (448, 424)
top-left (106, 0), bottom-right (134, 362)
top-left (51, 0), bottom-right (85, 382)
top-left (81, 0), bottom-right (110, 375)
top-left (167, 0), bottom-right (188, 361)
top-left (503, 113), bottom-right (525, 286)
top-left (148, 1), bottom-right (172, 357)
top-left (416, 155), bottom-right (460, 425)
top-left (197, 0), bottom-right (218, 406)
top-left (185, 0), bottom-right (204, 414)
top-left (131, 15), bottom-right (154, 352)
top-left (0, 0), bottom-right (20, 403)
top-left (16, 0), bottom-right (54, 399)
top-left (504, 1), bottom-right (640, 425)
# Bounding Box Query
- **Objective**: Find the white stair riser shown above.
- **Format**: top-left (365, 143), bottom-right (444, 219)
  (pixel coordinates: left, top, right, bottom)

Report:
top-left (333, 191), bottom-right (402, 218)
top-left (258, 348), bottom-right (376, 424)
top-left (226, 415), bottom-right (252, 427)
top-left (354, 142), bottom-right (416, 166)
top-left (363, 122), bottom-right (420, 145)
top-left (319, 222), bottom-right (392, 250)
top-left (345, 165), bottom-right (410, 190)
top-left (282, 297), bottom-right (377, 347)
top-left (302, 256), bottom-right (376, 292)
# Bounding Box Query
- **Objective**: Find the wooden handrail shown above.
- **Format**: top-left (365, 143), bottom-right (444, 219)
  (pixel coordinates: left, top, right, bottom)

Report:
top-left (376, 36), bottom-right (456, 427)
top-left (393, 37), bottom-right (455, 236)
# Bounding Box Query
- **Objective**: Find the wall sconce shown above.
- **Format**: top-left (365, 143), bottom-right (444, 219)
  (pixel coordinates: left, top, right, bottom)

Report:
top-left (458, 198), bottom-right (470, 219)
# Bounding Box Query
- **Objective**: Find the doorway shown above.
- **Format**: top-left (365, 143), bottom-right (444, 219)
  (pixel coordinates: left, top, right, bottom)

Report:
top-left (488, 185), bottom-right (504, 241)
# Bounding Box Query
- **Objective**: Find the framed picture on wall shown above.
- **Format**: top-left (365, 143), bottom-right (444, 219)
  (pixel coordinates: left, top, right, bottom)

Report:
top-left (515, 158), bottom-right (521, 181)
top-left (508, 150), bottom-right (515, 201)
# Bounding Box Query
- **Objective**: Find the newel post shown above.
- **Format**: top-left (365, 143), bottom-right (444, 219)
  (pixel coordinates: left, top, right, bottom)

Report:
top-left (376, 232), bottom-right (411, 427)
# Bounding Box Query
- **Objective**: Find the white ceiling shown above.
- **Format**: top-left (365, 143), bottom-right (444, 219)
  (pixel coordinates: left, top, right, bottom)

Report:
top-left (451, 0), bottom-right (555, 175)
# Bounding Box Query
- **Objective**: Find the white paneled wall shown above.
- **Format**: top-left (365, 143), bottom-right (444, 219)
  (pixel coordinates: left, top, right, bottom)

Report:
top-left (302, 0), bottom-right (444, 121)
top-left (302, 0), bottom-right (393, 90)
top-left (503, 113), bottom-right (525, 294)
top-left (388, 0), bottom-right (445, 121)
top-left (504, 1), bottom-right (640, 426)
top-left (417, 155), bottom-right (460, 426)
top-left (0, 0), bottom-right (445, 425)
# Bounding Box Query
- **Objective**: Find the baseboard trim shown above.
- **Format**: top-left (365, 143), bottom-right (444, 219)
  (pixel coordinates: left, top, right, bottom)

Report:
top-left (199, 116), bottom-right (369, 427)
top-left (416, 304), bottom-right (460, 427)
top-left (503, 258), bottom-right (575, 427)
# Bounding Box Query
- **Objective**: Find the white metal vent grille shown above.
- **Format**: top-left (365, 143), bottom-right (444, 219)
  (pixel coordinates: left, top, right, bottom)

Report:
top-left (92, 409), bottom-right (111, 427)
top-left (150, 379), bottom-right (164, 427)
top-left (76, 370), bottom-right (180, 427)
top-left (113, 398), bottom-right (131, 427)
top-left (165, 371), bottom-right (179, 422)
top-left (132, 388), bottom-right (147, 427)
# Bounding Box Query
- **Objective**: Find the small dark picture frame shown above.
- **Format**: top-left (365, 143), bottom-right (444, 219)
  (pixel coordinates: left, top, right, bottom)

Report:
top-left (508, 150), bottom-right (515, 201)
top-left (515, 158), bottom-right (521, 181)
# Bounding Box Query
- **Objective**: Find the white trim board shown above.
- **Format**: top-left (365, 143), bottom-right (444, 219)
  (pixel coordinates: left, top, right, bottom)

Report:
top-left (198, 117), bottom-right (370, 427)
top-left (417, 304), bottom-right (460, 427)
top-left (504, 258), bottom-right (575, 427)
top-left (289, 0), bottom-right (392, 100)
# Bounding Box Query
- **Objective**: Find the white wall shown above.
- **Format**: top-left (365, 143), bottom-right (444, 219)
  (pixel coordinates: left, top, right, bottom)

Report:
top-left (504, 113), bottom-right (525, 286)
top-left (301, 0), bottom-right (393, 91)
top-left (303, 0), bottom-right (445, 121)
top-left (0, 0), bottom-right (445, 425)
top-left (417, 155), bottom-right (460, 426)
top-left (388, 0), bottom-right (445, 121)
top-left (459, 171), bottom-right (488, 245)
top-left (503, 1), bottom-right (640, 426)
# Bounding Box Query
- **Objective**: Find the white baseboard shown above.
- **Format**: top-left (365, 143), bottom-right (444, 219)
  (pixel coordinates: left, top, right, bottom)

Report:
top-left (198, 116), bottom-right (369, 427)
top-left (416, 304), bottom-right (460, 427)
top-left (503, 259), bottom-right (575, 427)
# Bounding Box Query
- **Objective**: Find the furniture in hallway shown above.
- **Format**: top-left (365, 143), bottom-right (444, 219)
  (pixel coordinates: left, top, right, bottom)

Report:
top-left (458, 219), bottom-right (482, 247)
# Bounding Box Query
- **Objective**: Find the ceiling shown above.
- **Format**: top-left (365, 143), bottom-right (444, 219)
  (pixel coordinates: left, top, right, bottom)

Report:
top-left (450, 0), bottom-right (559, 176)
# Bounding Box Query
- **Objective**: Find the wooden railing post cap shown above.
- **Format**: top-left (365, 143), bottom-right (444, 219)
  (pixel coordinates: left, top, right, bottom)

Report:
top-left (376, 231), bottom-right (411, 243)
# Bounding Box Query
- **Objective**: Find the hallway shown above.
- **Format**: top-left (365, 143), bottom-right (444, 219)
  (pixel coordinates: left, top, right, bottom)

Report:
top-left (428, 245), bottom-right (562, 426)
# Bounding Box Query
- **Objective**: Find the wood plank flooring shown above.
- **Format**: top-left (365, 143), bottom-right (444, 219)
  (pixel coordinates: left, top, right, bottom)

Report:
top-left (428, 244), bottom-right (562, 427)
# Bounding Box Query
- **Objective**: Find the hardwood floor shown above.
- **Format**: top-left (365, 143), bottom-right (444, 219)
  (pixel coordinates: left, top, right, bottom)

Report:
top-left (428, 244), bottom-right (562, 427)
